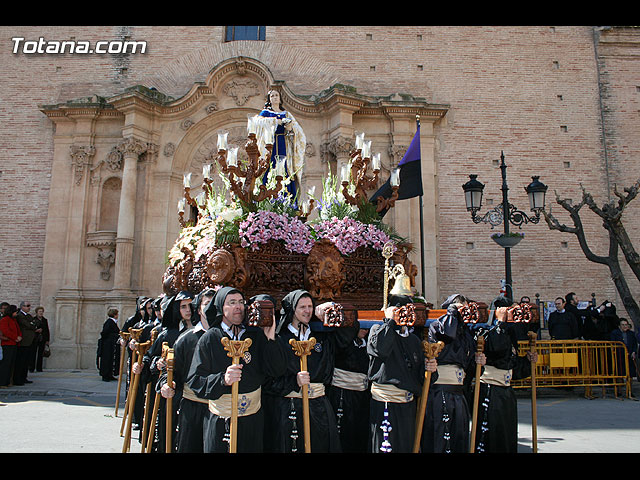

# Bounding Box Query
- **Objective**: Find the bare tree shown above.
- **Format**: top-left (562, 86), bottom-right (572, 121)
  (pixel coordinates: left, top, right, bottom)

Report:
top-left (543, 179), bottom-right (640, 330)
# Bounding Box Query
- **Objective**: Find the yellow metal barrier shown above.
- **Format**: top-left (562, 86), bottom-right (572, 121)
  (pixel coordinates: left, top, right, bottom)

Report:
top-left (513, 340), bottom-right (632, 398)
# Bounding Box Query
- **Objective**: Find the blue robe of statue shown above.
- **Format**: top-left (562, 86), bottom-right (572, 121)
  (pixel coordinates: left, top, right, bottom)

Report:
top-left (259, 108), bottom-right (298, 201)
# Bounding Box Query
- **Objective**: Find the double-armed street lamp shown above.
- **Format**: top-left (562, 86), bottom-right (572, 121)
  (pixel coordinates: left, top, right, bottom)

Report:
top-left (462, 151), bottom-right (548, 301)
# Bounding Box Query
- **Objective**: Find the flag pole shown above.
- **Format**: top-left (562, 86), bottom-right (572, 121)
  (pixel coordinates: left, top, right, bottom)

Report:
top-left (416, 115), bottom-right (426, 296)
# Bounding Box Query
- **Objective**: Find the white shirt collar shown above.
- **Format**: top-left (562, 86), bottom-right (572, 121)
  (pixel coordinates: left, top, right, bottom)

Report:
top-left (221, 320), bottom-right (245, 340)
top-left (288, 322), bottom-right (311, 341)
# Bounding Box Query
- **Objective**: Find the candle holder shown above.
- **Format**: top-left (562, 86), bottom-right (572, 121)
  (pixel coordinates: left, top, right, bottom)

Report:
top-left (341, 135), bottom-right (382, 209)
top-left (216, 131), bottom-right (286, 205)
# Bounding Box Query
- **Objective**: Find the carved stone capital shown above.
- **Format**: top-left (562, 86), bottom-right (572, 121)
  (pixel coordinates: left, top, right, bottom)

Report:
top-left (323, 136), bottom-right (354, 162)
top-left (117, 137), bottom-right (149, 158)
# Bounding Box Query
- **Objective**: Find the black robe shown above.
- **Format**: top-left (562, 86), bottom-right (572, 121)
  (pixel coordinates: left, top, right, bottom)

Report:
top-left (186, 287), bottom-right (288, 453)
top-left (468, 322), bottom-right (531, 453)
top-left (158, 325), bottom-right (208, 453)
top-left (141, 324), bottom-right (183, 452)
top-left (421, 306), bottom-right (477, 453)
top-left (266, 325), bottom-right (342, 453)
top-left (97, 318), bottom-right (121, 380)
top-left (265, 289), bottom-right (342, 453)
top-left (367, 317), bottom-right (425, 453)
top-left (187, 324), bottom-right (288, 452)
top-left (326, 322), bottom-right (370, 453)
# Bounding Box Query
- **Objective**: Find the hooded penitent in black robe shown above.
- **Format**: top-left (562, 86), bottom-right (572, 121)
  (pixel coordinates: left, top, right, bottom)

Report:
top-left (467, 320), bottom-right (531, 453)
top-left (186, 287), bottom-right (288, 453)
top-left (421, 294), bottom-right (477, 453)
top-left (326, 318), bottom-right (370, 453)
top-left (120, 296), bottom-right (148, 397)
top-left (157, 288), bottom-right (216, 453)
top-left (141, 292), bottom-right (193, 452)
top-left (367, 294), bottom-right (425, 453)
top-left (129, 298), bottom-right (155, 431)
top-left (264, 289), bottom-right (342, 453)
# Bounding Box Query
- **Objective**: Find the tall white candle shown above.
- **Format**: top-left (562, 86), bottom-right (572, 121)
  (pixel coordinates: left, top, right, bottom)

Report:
top-left (362, 140), bottom-right (371, 159)
top-left (227, 147), bottom-right (238, 167)
top-left (247, 115), bottom-right (257, 135)
top-left (390, 168), bottom-right (400, 187)
top-left (183, 172), bottom-right (192, 188)
top-left (372, 153), bottom-right (381, 171)
top-left (217, 132), bottom-right (228, 150)
top-left (341, 163), bottom-right (350, 183)
top-left (275, 156), bottom-right (286, 177)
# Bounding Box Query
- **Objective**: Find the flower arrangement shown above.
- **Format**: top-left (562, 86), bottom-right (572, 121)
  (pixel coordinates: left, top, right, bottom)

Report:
top-left (239, 210), bottom-right (314, 254)
top-left (169, 168), bottom-right (405, 265)
top-left (312, 216), bottom-right (392, 255)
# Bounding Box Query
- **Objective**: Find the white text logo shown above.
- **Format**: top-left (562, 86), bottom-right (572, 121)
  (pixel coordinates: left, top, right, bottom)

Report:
top-left (12, 37), bottom-right (147, 54)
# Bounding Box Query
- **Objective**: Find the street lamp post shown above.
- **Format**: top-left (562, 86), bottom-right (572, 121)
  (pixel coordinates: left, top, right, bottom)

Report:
top-left (462, 152), bottom-right (548, 301)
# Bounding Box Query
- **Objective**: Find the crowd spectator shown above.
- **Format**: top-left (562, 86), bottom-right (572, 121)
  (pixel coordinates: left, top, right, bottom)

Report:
top-left (548, 297), bottom-right (580, 340)
top-left (32, 306), bottom-right (50, 372)
top-left (610, 318), bottom-right (638, 381)
top-left (14, 301), bottom-right (39, 385)
top-left (0, 305), bottom-right (22, 387)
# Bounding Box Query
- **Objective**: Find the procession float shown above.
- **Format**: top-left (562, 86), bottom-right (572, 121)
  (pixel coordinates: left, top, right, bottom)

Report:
top-left (161, 93), bottom-right (431, 323)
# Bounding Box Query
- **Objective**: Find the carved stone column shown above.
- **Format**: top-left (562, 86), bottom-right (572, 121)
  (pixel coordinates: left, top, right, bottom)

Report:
top-left (112, 137), bottom-right (148, 292)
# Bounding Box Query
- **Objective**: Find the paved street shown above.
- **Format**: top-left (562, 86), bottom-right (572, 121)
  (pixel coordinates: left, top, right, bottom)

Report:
top-left (1, 369), bottom-right (639, 454)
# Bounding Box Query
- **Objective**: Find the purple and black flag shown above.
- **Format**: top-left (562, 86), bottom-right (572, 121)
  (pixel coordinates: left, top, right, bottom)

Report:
top-left (370, 125), bottom-right (423, 217)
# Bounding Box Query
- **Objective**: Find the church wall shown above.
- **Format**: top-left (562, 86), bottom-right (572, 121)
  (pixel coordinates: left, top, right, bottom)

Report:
top-left (1, 26), bottom-right (639, 368)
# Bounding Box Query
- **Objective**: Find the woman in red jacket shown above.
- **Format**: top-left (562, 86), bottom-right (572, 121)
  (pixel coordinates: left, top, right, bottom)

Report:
top-left (0, 304), bottom-right (22, 387)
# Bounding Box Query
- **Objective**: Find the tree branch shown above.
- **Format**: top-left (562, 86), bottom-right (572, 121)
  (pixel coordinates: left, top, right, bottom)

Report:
top-left (542, 190), bottom-right (610, 265)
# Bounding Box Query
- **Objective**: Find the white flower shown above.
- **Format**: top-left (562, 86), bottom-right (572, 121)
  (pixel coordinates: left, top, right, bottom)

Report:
top-left (220, 207), bottom-right (243, 223)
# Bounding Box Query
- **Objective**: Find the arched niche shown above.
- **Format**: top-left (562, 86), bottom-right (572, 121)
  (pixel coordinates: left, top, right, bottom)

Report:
top-left (99, 176), bottom-right (122, 231)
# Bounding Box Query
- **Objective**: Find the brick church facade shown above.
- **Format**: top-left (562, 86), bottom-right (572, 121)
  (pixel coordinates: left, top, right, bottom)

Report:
top-left (0, 26), bottom-right (638, 368)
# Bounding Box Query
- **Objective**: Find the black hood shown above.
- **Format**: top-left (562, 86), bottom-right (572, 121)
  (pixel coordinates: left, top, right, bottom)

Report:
top-left (277, 289), bottom-right (313, 334)
top-left (140, 297), bottom-right (154, 324)
top-left (192, 288), bottom-right (216, 326)
top-left (388, 294), bottom-right (414, 308)
top-left (211, 286), bottom-right (243, 328)
top-left (161, 291), bottom-right (194, 329)
top-left (202, 293), bottom-right (218, 328)
top-left (441, 293), bottom-right (466, 309)
top-left (160, 295), bottom-right (177, 329)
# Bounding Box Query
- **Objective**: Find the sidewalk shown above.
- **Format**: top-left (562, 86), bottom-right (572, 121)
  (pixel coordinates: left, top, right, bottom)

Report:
top-left (0, 368), bottom-right (121, 398)
top-left (2, 369), bottom-right (640, 453)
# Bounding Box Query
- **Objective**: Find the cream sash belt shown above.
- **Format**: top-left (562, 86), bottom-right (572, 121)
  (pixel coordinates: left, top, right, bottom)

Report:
top-left (331, 368), bottom-right (369, 392)
top-left (434, 364), bottom-right (465, 385)
top-left (370, 382), bottom-right (414, 403)
top-left (208, 387), bottom-right (262, 418)
top-left (480, 365), bottom-right (512, 387)
top-left (182, 384), bottom-right (208, 405)
top-left (286, 382), bottom-right (325, 399)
